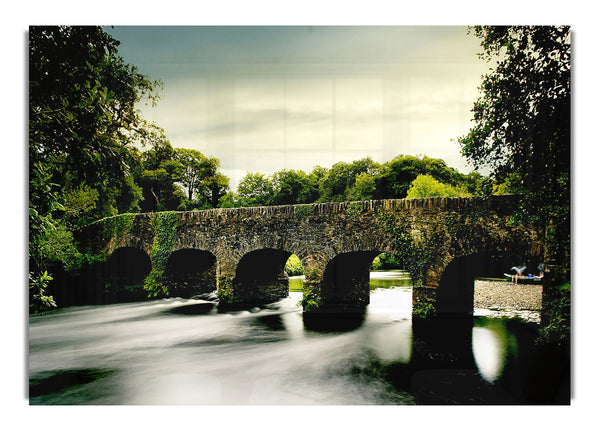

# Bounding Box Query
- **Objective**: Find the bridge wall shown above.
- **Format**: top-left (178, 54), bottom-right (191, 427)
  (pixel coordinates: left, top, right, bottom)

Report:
top-left (80, 195), bottom-right (543, 316)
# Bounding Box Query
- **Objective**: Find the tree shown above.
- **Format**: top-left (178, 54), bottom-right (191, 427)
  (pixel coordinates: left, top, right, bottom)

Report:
top-left (372, 155), bottom-right (464, 199)
top-left (458, 26), bottom-right (571, 285)
top-left (195, 158), bottom-right (230, 209)
top-left (29, 26), bottom-right (159, 219)
top-left (406, 174), bottom-right (465, 199)
top-left (319, 157), bottom-right (380, 202)
top-left (347, 172), bottom-right (377, 201)
top-left (175, 148), bottom-right (230, 208)
top-left (29, 26), bottom-right (160, 286)
top-left (271, 169), bottom-right (312, 205)
top-left (235, 173), bottom-right (274, 207)
top-left (137, 135), bottom-right (186, 212)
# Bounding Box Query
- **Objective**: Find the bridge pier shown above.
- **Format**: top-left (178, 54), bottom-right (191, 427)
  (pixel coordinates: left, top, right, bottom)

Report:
top-left (301, 251), bottom-right (378, 313)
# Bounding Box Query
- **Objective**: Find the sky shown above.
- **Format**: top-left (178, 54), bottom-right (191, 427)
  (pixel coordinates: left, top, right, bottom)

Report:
top-left (105, 26), bottom-right (491, 190)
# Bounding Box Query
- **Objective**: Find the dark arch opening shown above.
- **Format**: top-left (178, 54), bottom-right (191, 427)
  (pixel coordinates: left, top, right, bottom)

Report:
top-left (104, 247), bottom-right (152, 304)
top-left (321, 251), bottom-right (381, 310)
top-left (234, 248), bottom-right (292, 304)
top-left (163, 249), bottom-right (217, 298)
top-left (437, 251), bottom-right (541, 315)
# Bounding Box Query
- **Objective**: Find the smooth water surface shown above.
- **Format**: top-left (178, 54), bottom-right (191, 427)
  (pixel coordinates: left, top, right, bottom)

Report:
top-left (29, 271), bottom-right (552, 405)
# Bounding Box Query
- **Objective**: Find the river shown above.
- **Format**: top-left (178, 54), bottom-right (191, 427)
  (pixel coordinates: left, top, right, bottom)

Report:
top-left (29, 271), bottom-right (566, 405)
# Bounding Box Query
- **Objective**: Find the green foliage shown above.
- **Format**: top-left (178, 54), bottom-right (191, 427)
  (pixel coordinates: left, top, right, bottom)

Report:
top-left (300, 287), bottom-right (321, 312)
top-left (29, 26), bottom-right (161, 295)
top-left (370, 255), bottom-right (382, 270)
top-left (136, 132), bottom-right (187, 212)
top-left (285, 254), bottom-right (304, 276)
top-left (372, 155), bottom-right (467, 200)
top-left (143, 212), bottom-right (178, 297)
top-left (29, 26), bottom-right (159, 224)
top-left (217, 287), bottom-right (233, 303)
top-left (271, 169), bottom-right (313, 205)
top-left (235, 172), bottom-right (274, 207)
top-left (102, 213), bottom-right (136, 241)
top-left (370, 253), bottom-right (402, 270)
top-left (413, 302), bottom-right (436, 319)
top-left (319, 158), bottom-right (380, 202)
top-left (538, 282), bottom-right (570, 348)
top-left (176, 148), bottom-right (229, 207)
top-left (348, 172), bottom-right (377, 201)
top-left (29, 271), bottom-right (57, 314)
top-left (345, 201), bottom-right (363, 219)
top-left (378, 209), bottom-right (444, 286)
top-left (406, 174), bottom-right (467, 199)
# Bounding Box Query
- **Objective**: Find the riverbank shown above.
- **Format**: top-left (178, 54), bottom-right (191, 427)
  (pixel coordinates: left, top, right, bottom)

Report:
top-left (474, 279), bottom-right (542, 311)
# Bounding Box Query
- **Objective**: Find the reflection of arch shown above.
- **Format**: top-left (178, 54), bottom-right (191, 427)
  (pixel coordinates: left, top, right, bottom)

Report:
top-left (321, 251), bottom-right (381, 310)
top-left (164, 249), bottom-right (218, 297)
top-left (105, 247), bottom-right (152, 302)
top-left (234, 248), bottom-right (292, 304)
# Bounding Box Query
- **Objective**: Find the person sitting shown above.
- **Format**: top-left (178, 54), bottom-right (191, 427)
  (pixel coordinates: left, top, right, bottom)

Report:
top-left (510, 265), bottom-right (527, 285)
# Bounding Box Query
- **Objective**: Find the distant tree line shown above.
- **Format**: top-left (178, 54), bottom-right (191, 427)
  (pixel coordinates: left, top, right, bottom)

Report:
top-left (220, 154), bottom-right (514, 209)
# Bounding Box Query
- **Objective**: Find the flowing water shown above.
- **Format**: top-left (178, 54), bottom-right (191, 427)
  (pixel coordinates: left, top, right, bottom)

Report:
top-left (29, 271), bottom-right (563, 405)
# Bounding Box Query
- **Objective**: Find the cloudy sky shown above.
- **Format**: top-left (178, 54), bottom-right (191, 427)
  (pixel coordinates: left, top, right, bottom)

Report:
top-left (105, 26), bottom-right (491, 190)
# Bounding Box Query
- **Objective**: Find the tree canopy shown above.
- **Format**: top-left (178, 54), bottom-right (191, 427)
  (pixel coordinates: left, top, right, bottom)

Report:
top-left (406, 174), bottom-right (466, 199)
top-left (458, 26), bottom-right (570, 199)
top-left (29, 26), bottom-right (161, 277)
top-left (458, 25), bottom-right (571, 284)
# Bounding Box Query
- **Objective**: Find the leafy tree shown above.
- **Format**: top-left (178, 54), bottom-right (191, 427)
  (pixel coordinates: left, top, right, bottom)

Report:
top-left (196, 160), bottom-right (230, 208)
top-left (319, 157), bottom-right (379, 202)
top-left (458, 26), bottom-right (571, 284)
top-left (406, 174), bottom-right (466, 199)
top-left (235, 172), bottom-right (274, 207)
top-left (372, 155), bottom-right (464, 200)
top-left (347, 172), bottom-right (377, 201)
top-left (271, 169), bottom-right (313, 205)
top-left (218, 191), bottom-right (236, 208)
top-left (175, 148), bottom-right (229, 208)
top-left (292, 165), bottom-right (327, 204)
top-left (29, 26), bottom-right (160, 283)
top-left (137, 135), bottom-right (186, 212)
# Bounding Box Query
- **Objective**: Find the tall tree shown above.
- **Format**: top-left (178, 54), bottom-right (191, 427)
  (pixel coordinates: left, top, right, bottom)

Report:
top-left (458, 26), bottom-right (571, 285)
top-left (29, 26), bottom-right (160, 278)
top-left (137, 134), bottom-right (185, 212)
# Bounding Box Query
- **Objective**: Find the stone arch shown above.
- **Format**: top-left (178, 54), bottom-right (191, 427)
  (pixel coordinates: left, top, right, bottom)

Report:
top-left (231, 247), bottom-right (293, 304)
top-left (163, 248), bottom-right (218, 298)
top-left (104, 246), bottom-right (152, 303)
top-left (435, 247), bottom-right (543, 315)
top-left (320, 250), bottom-right (383, 310)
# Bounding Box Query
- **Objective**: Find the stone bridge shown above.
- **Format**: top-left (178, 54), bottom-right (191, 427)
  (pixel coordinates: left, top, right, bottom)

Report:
top-left (80, 195), bottom-right (543, 316)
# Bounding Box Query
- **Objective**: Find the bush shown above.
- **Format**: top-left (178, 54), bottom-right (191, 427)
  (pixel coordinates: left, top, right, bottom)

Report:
top-left (29, 271), bottom-right (57, 314)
